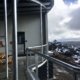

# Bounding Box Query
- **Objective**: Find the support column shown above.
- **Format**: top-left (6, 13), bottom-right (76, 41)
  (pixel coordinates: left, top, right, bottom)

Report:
top-left (45, 13), bottom-right (48, 55)
top-left (4, 0), bottom-right (9, 79)
top-left (40, 5), bottom-right (43, 57)
top-left (12, 0), bottom-right (18, 80)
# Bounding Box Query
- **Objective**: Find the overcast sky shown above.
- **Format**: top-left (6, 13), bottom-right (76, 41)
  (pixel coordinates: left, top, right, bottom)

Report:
top-left (48, 0), bottom-right (80, 42)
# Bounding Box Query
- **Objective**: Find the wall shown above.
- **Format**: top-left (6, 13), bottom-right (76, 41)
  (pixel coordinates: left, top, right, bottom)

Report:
top-left (0, 14), bottom-right (42, 55)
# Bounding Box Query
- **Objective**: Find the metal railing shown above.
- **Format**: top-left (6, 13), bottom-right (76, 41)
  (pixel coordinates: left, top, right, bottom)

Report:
top-left (26, 44), bottom-right (48, 80)
top-left (26, 48), bottom-right (80, 80)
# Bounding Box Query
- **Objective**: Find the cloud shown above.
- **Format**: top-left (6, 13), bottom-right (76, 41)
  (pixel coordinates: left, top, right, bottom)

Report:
top-left (67, 8), bottom-right (80, 30)
top-left (48, 30), bottom-right (80, 42)
top-left (48, 0), bottom-right (80, 41)
top-left (59, 16), bottom-right (72, 25)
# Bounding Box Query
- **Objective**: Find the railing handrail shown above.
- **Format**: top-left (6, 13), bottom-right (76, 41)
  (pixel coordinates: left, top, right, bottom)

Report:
top-left (28, 44), bottom-right (48, 49)
top-left (26, 48), bottom-right (80, 73)
top-left (31, 0), bottom-right (47, 9)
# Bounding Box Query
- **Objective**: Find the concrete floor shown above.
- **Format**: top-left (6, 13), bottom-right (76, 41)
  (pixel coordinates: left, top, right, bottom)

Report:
top-left (0, 56), bottom-right (74, 80)
top-left (0, 57), bottom-right (27, 80)
top-left (53, 64), bottom-right (74, 80)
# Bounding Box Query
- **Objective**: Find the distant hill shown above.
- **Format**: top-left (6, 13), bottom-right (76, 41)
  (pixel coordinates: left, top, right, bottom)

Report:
top-left (62, 41), bottom-right (80, 48)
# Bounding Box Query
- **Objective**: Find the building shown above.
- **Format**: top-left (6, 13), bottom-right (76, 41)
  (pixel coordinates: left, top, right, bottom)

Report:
top-left (0, 0), bottom-right (54, 80)
top-left (0, 0), bottom-right (53, 55)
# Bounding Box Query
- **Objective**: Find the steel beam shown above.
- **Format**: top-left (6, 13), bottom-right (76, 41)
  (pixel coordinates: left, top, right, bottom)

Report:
top-left (4, 0), bottom-right (9, 79)
top-left (40, 5), bottom-right (44, 62)
top-left (12, 0), bottom-right (18, 80)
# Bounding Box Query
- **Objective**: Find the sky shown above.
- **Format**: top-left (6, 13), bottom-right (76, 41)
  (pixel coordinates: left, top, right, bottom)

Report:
top-left (48, 0), bottom-right (80, 42)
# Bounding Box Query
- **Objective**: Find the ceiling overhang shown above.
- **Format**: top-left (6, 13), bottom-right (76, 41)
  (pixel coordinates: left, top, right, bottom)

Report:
top-left (0, 0), bottom-right (54, 17)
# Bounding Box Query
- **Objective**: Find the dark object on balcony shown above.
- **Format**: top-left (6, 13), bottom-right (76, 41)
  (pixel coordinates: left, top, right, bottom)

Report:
top-left (38, 60), bottom-right (53, 80)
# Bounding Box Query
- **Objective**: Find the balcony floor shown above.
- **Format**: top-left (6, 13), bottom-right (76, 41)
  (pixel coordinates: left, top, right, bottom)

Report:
top-left (0, 57), bottom-right (27, 80)
top-left (0, 56), bottom-right (74, 80)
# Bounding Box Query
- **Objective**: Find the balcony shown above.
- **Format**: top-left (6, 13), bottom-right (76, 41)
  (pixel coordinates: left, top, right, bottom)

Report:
top-left (26, 47), bottom-right (80, 80)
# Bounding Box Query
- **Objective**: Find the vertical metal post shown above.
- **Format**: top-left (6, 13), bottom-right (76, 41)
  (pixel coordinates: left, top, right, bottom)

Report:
top-left (73, 73), bottom-right (80, 80)
top-left (26, 50), bottom-right (31, 66)
top-left (73, 73), bottom-right (77, 80)
top-left (40, 5), bottom-right (43, 61)
top-left (47, 60), bottom-right (49, 80)
top-left (45, 13), bottom-right (48, 55)
top-left (45, 13), bottom-right (49, 80)
top-left (4, 0), bottom-right (9, 79)
top-left (77, 74), bottom-right (80, 80)
top-left (35, 54), bottom-right (38, 79)
top-left (26, 49), bottom-right (29, 80)
top-left (12, 0), bottom-right (18, 80)
top-left (26, 49), bottom-right (29, 68)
